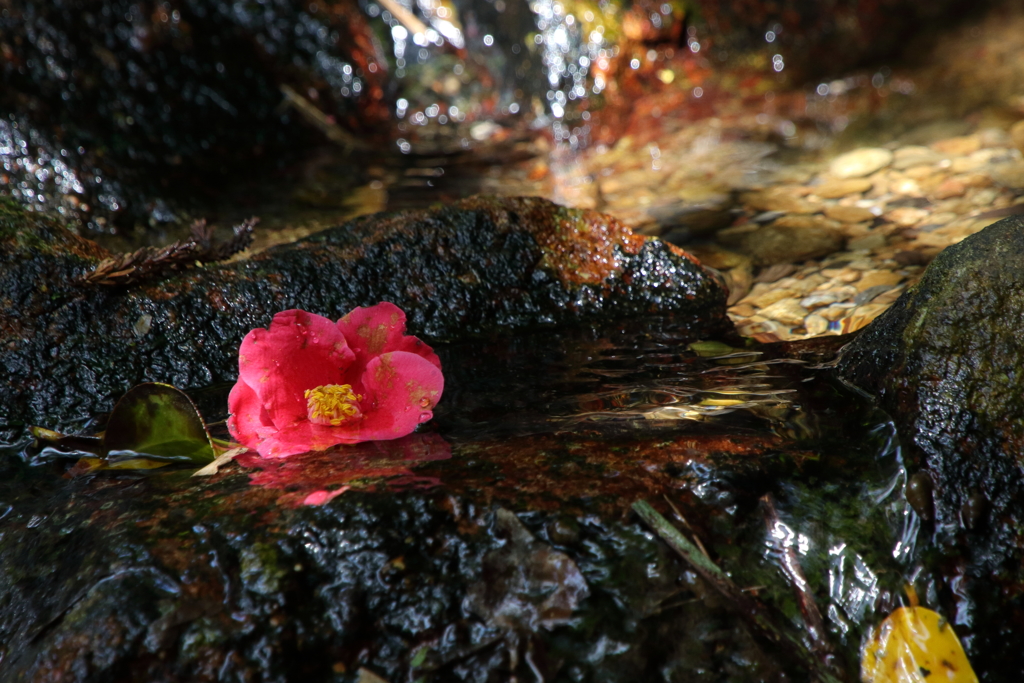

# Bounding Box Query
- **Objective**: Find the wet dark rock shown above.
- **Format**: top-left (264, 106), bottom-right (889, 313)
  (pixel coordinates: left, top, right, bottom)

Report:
top-left (1, 0), bottom-right (369, 232)
top-left (730, 217), bottom-right (845, 267)
top-left (0, 195), bottom-right (728, 440)
top-left (961, 491), bottom-right (988, 531)
top-left (0, 0), bottom-right (542, 234)
top-left (836, 214), bottom-right (1024, 666)
top-left (0, 461), bottom-right (781, 683)
top-left (905, 471), bottom-right (934, 521)
top-left (836, 214), bottom-right (1024, 545)
top-left (466, 508), bottom-right (590, 673)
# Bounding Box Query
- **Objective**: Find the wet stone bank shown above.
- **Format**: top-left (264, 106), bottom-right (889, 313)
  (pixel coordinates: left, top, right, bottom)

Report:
top-left (0, 195), bottom-right (727, 441)
top-left (836, 213), bottom-right (1024, 668)
top-left (1, 317), bottom-right (909, 682)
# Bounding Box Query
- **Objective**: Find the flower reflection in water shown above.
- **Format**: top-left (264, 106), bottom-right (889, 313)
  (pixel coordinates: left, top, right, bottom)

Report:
top-left (237, 432), bottom-right (451, 506)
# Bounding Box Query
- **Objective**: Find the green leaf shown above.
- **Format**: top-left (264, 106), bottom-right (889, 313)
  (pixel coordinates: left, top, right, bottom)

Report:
top-left (410, 646), bottom-right (430, 668)
top-left (688, 340), bottom-right (762, 365)
top-left (104, 383), bottom-right (215, 465)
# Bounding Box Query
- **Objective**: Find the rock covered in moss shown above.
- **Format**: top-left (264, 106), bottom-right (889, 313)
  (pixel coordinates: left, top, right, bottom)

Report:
top-left (0, 196), bottom-right (728, 439)
top-left (0, 457), bottom-right (784, 682)
top-left (836, 213), bottom-right (1024, 573)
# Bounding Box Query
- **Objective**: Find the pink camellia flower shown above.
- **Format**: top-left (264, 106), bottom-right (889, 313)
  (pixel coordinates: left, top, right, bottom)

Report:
top-left (227, 303), bottom-right (444, 458)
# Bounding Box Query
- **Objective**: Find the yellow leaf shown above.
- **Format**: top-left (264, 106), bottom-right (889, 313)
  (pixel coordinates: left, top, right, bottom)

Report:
top-left (698, 398), bottom-right (747, 407)
top-left (192, 447), bottom-right (248, 477)
top-left (861, 606), bottom-right (978, 683)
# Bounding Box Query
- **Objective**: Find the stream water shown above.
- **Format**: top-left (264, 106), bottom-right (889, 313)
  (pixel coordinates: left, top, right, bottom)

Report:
top-left (190, 3), bottom-right (1024, 257)
top-left (420, 321), bottom-right (919, 678)
top-left (162, 0), bottom-right (1024, 359)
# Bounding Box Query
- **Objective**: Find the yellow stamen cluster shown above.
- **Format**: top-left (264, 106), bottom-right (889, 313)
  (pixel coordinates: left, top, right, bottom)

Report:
top-left (305, 384), bottom-right (362, 426)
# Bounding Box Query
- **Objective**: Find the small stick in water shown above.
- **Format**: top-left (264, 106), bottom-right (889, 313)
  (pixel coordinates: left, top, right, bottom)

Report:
top-left (278, 85), bottom-right (369, 152)
top-left (374, 0), bottom-right (429, 37)
top-left (761, 493), bottom-right (834, 667)
top-left (632, 500), bottom-right (846, 683)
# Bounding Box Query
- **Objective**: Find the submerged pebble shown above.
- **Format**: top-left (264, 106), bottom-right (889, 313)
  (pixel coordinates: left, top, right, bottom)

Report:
top-left (961, 492), bottom-right (989, 531)
top-left (906, 471), bottom-right (935, 521)
top-left (830, 148), bottom-right (894, 179)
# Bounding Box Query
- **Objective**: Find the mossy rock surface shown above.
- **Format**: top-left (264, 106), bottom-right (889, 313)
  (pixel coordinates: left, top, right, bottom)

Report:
top-left (837, 214), bottom-right (1024, 662)
top-left (837, 215), bottom-right (1024, 530)
top-left (0, 463), bottom-right (780, 683)
top-left (0, 196), bottom-right (728, 439)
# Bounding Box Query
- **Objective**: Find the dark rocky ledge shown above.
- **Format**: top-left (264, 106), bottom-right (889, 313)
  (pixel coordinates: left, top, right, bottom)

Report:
top-left (0, 195), bottom-right (728, 440)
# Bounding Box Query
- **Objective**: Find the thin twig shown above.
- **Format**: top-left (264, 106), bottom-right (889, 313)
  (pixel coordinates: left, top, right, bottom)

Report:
top-left (375, 0), bottom-right (429, 36)
top-left (663, 494), bottom-right (710, 558)
top-left (762, 493), bottom-right (834, 666)
top-left (82, 217), bottom-right (257, 286)
top-left (279, 85), bottom-right (369, 152)
top-left (632, 500), bottom-right (846, 683)
top-left (647, 583), bottom-right (773, 617)
top-left (409, 636), bottom-right (504, 673)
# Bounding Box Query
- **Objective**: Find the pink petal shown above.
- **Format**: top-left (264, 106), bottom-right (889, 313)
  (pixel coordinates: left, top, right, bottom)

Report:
top-left (338, 302), bottom-right (442, 371)
top-left (356, 351), bottom-right (445, 441)
top-left (227, 377), bottom-right (276, 450)
top-left (303, 487), bottom-right (350, 506)
top-left (238, 309), bottom-right (355, 429)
